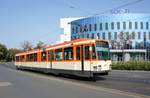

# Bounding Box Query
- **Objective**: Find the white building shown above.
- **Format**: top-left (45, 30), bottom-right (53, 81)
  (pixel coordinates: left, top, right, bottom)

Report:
top-left (57, 17), bottom-right (82, 43)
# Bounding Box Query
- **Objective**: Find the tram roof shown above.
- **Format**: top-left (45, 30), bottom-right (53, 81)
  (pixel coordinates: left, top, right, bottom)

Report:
top-left (15, 38), bottom-right (107, 56)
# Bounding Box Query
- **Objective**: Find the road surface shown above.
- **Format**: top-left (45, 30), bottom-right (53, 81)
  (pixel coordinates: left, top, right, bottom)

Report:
top-left (0, 63), bottom-right (150, 98)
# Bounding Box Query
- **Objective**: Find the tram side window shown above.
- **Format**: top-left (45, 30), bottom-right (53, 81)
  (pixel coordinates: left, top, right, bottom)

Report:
top-left (48, 50), bottom-right (54, 61)
top-left (51, 50), bottom-right (54, 60)
top-left (27, 54), bottom-right (34, 61)
top-left (84, 46), bottom-right (90, 60)
top-left (20, 55), bottom-right (24, 62)
top-left (27, 54), bottom-right (30, 61)
top-left (64, 47), bottom-right (73, 60)
top-left (76, 47), bottom-right (81, 60)
top-left (48, 51), bottom-right (51, 61)
top-left (16, 56), bottom-right (19, 62)
top-left (30, 54), bottom-right (34, 61)
top-left (92, 44), bottom-right (96, 60)
top-left (55, 49), bottom-right (63, 61)
top-left (42, 52), bottom-right (47, 61)
top-left (33, 53), bottom-right (37, 61)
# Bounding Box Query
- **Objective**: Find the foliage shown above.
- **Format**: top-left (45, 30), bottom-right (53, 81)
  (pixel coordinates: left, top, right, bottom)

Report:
top-left (35, 41), bottom-right (46, 49)
top-left (20, 41), bottom-right (33, 51)
top-left (0, 42), bottom-right (22, 62)
top-left (6, 48), bottom-right (22, 61)
top-left (0, 43), bottom-right (7, 61)
top-left (112, 61), bottom-right (150, 71)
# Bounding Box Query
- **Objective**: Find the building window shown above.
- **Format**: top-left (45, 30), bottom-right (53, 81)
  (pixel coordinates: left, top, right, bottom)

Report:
top-left (146, 22), bottom-right (149, 29)
top-left (138, 32), bottom-right (141, 39)
top-left (105, 23), bottom-right (108, 30)
top-left (111, 22), bottom-right (114, 30)
top-left (72, 27), bottom-right (74, 34)
top-left (76, 27), bottom-right (78, 33)
top-left (100, 23), bottom-right (102, 30)
top-left (84, 25), bottom-right (88, 32)
top-left (144, 32), bottom-right (146, 40)
top-left (123, 22), bottom-right (126, 29)
top-left (89, 24), bottom-right (92, 31)
top-left (78, 35), bottom-right (80, 39)
top-left (129, 22), bottom-right (132, 29)
top-left (149, 32), bottom-right (150, 40)
top-left (87, 34), bottom-right (89, 38)
top-left (92, 33), bottom-right (94, 38)
top-left (80, 26), bottom-right (82, 33)
top-left (94, 24), bottom-right (97, 31)
top-left (97, 33), bottom-right (100, 39)
top-left (117, 22), bottom-right (120, 29)
top-left (108, 32), bottom-right (111, 40)
top-left (135, 42), bottom-right (138, 49)
top-left (135, 22), bottom-right (138, 29)
top-left (140, 22), bottom-right (143, 29)
top-left (132, 32), bottom-right (135, 39)
top-left (126, 32), bottom-right (129, 39)
top-left (103, 33), bottom-right (105, 39)
top-left (120, 32), bottom-right (123, 39)
top-left (71, 36), bottom-right (73, 40)
top-left (82, 34), bottom-right (84, 38)
top-left (114, 32), bottom-right (117, 39)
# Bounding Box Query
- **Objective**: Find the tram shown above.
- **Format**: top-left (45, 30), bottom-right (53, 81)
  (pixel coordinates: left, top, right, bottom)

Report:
top-left (15, 38), bottom-right (111, 77)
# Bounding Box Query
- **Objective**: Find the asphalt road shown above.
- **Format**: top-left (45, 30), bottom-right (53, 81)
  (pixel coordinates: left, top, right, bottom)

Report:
top-left (0, 63), bottom-right (150, 98)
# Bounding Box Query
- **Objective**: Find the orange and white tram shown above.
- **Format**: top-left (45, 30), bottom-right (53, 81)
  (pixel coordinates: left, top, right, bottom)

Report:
top-left (15, 38), bottom-right (112, 77)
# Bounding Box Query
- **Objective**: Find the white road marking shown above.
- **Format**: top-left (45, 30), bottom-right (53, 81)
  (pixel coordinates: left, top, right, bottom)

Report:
top-left (0, 82), bottom-right (12, 87)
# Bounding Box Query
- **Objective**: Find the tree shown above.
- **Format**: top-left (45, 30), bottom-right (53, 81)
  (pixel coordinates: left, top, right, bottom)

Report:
top-left (0, 43), bottom-right (7, 61)
top-left (20, 41), bottom-right (33, 51)
top-left (35, 41), bottom-right (46, 49)
top-left (6, 48), bottom-right (22, 61)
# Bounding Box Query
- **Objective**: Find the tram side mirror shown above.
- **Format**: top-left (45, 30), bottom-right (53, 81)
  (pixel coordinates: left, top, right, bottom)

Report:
top-left (89, 46), bottom-right (92, 51)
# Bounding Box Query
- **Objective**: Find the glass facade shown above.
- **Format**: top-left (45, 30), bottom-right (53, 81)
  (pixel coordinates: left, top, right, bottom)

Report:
top-left (71, 14), bottom-right (150, 61)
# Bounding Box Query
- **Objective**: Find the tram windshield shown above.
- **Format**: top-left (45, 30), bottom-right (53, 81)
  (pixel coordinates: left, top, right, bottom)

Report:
top-left (96, 41), bottom-right (110, 60)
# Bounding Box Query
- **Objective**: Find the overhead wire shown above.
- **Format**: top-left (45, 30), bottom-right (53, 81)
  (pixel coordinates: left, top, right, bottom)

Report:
top-left (29, 0), bottom-right (147, 46)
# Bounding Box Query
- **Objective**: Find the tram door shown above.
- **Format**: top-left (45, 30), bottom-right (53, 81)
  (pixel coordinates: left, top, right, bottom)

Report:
top-left (48, 50), bottom-right (54, 69)
top-left (81, 45), bottom-right (84, 72)
top-left (76, 46), bottom-right (84, 72)
top-left (76, 45), bottom-right (92, 72)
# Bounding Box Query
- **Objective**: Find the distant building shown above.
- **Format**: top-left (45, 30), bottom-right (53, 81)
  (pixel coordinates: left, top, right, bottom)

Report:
top-left (70, 14), bottom-right (150, 61)
top-left (57, 17), bottom-right (82, 43)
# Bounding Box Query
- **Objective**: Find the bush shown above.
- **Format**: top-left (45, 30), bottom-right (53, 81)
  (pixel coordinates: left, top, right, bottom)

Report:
top-left (112, 61), bottom-right (150, 71)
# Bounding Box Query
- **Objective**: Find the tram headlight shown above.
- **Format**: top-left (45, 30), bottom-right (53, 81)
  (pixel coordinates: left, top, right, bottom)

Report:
top-left (98, 65), bottom-right (102, 71)
top-left (109, 64), bottom-right (112, 69)
top-left (98, 65), bottom-right (101, 68)
top-left (93, 66), bottom-right (97, 71)
top-left (93, 66), bottom-right (97, 69)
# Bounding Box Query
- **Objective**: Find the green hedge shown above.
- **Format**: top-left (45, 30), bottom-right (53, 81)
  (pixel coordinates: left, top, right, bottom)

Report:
top-left (112, 61), bottom-right (150, 71)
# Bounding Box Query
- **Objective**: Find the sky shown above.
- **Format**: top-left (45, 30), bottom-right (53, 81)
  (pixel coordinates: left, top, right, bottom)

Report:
top-left (0, 0), bottom-right (150, 49)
